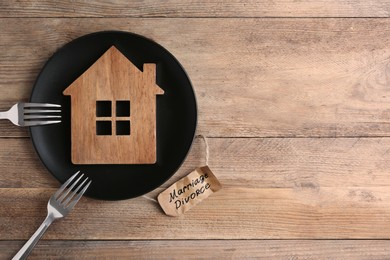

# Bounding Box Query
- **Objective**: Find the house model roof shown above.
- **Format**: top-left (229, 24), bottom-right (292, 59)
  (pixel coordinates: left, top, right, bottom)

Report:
top-left (63, 46), bottom-right (164, 97)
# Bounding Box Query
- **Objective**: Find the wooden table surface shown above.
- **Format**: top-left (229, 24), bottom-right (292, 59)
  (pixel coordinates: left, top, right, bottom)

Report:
top-left (1, 1), bottom-right (390, 259)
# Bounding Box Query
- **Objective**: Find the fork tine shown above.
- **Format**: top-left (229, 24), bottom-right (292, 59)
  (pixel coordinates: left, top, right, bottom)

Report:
top-left (57, 174), bottom-right (84, 203)
top-left (66, 180), bottom-right (92, 210)
top-left (23, 120), bottom-right (62, 126)
top-left (24, 115), bottom-right (61, 119)
top-left (53, 171), bottom-right (80, 199)
top-left (62, 177), bottom-right (88, 206)
top-left (24, 109), bottom-right (61, 113)
top-left (24, 103), bottom-right (61, 108)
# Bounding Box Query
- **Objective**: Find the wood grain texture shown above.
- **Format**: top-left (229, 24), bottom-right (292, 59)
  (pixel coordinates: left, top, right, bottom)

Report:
top-left (0, 0), bottom-right (390, 18)
top-left (0, 18), bottom-right (390, 137)
top-left (2, 138), bottom-right (390, 239)
top-left (2, 240), bottom-right (390, 259)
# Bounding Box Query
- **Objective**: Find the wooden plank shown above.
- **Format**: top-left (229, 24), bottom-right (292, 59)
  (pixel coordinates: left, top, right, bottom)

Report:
top-left (3, 137), bottom-right (390, 189)
top-left (2, 240), bottom-right (390, 259)
top-left (3, 186), bottom-right (390, 239)
top-left (3, 138), bottom-right (390, 239)
top-left (1, 18), bottom-right (390, 137)
top-left (1, 1), bottom-right (390, 18)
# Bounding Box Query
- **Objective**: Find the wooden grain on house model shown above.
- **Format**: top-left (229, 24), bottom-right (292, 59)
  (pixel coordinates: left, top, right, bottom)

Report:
top-left (63, 46), bottom-right (164, 164)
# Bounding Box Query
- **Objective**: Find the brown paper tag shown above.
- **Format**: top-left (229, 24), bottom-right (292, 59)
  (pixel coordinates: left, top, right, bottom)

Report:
top-left (157, 166), bottom-right (222, 216)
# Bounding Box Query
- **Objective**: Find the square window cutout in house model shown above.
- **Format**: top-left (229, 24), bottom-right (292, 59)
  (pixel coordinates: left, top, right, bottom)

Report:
top-left (63, 46), bottom-right (164, 164)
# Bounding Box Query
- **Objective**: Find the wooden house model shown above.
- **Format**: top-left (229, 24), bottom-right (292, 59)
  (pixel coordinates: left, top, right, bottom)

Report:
top-left (63, 46), bottom-right (164, 164)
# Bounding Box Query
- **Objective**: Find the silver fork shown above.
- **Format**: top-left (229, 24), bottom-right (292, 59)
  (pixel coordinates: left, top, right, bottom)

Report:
top-left (13, 172), bottom-right (91, 260)
top-left (0, 102), bottom-right (61, 126)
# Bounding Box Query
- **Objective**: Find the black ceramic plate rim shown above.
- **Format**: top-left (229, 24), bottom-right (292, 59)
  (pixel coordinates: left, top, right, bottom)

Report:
top-left (29, 30), bottom-right (198, 200)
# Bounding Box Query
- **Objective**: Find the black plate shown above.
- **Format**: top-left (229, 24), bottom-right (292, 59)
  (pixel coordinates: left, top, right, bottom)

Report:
top-left (30, 31), bottom-right (197, 200)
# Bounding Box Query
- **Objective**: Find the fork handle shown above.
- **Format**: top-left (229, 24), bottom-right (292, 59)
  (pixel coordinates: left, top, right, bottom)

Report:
top-left (0, 111), bottom-right (9, 120)
top-left (12, 214), bottom-right (55, 260)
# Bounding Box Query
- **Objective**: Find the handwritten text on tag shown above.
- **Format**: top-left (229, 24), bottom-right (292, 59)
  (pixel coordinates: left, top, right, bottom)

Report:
top-left (157, 166), bottom-right (222, 216)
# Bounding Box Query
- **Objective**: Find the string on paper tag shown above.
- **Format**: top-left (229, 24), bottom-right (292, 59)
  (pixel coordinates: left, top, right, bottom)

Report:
top-left (143, 135), bottom-right (222, 216)
top-left (198, 134), bottom-right (210, 166)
